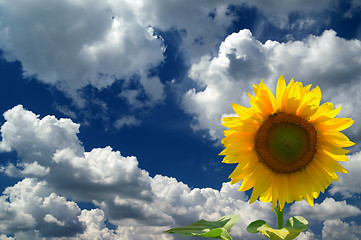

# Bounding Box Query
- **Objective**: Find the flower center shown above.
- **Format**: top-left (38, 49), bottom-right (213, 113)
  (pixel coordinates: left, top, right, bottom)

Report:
top-left (254, 112), bottom-right (317, 174)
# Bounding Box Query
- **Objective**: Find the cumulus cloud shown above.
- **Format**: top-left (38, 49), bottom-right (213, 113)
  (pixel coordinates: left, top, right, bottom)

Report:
top-left (2, 105), bottom-right (360, 239)
top-left (2, 161), bottom-right (50, 177)
top-left (0, 180), bottom-right (122, 240)
top-left (289, 198), bottom-right (361, 221)
top-left (1, 105), bottom-right (360, 239)
top-left (75, 209), bottom-right (118, 240)
top-left (183, 29), bottom-right (361, 143)
top-left (0, 105), bottom-right (275, 239)
top-left (0, 105), bottom-right (153, 203)
top-left (296, 230), bottom-right (317, 240)
top-left (0, 0), bottom-right (165, 106)
top-left (322, 219), bottom-right (361, 240)
top-left (0, 178), bottom-right (83, 238)
top-left (329, 151), bottom-right (361, 198)
top-left (0, 0), bottom-right (350, 114)
top-left (0, 0), bottom-right (241, 109)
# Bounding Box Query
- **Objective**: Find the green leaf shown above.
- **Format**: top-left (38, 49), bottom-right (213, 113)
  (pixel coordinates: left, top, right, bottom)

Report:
top-left (246, 216), bottom-right (308, 240)
top-left (163, 215), bottom-right (240, 240)
top-left (285, 216), bottom-right (309, 238)
top-left (246, 220), bottom-right (269, 234)
top-left (285, 216), bottom-right (308, 232)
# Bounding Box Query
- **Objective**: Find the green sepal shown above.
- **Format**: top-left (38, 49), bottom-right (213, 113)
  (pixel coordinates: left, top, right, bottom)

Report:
top-left (163, 215), bottom-right (240, 240)
top-left (246, 216), bottom-right (308, 240)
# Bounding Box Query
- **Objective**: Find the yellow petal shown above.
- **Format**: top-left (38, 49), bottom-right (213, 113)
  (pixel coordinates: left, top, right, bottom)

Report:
top-left (276, 75), bottom-right (286, 109)
top-left (309, 102), bottom-right (342, 124)
top-left (249, 166), bottom-right (274, 204)
top-left (278, 175), bottom-right (286, 210)
top-left (316, 118), bottom-right (354, 133)
top-left (319, 141), bottom-right (350, 155)
top-left (297, 171), bottom-right (315, 206)
top-left (322, 150), bottom-right (349, 162)
top-left (221, 150), bottom-right (252, 163)
top-left (316, 151), bottom-right (348, 174)
top-left (258, 80), bottom-right (278, 114)
top-left (318, 131), bottom-right (355, 148)
top-left (248, 93), bottom-right (270, 118)
top-left (229, 153), bottom-right (258, 183)
top-left (232, 103), bottom-right (256, 119)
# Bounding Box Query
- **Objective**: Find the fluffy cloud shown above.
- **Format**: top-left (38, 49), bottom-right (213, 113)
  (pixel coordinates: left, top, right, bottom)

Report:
top-left (0, 178), bottom-right (83, 239)
top-left (322, 219), bottom-right (361, 240)
top-left (0, 179), bottom-right (122, 240)
top-left (74, 209), bottom-right (123, 240)
top-left (329, 151), bottom-right (361, 198)
top-left (0, 105), bottom-right (83, 155)
top-left (296, 231), bottom-right (317, 240)
top-left (0, 105), bottom-right (153, 203)
top-left (0, 0), bottom-right (165, 106)
top-left (86, 176), bottom-right (273, 239)
top-left (1, 106), bottom-right (360, 239)
top-left (289, 198), bottom-right (361, 221)
top-left (0, 105), bottom-right (274, 239)
top-left (0, 0), bottom-right (240, 109)
top-left (0, 0), bottom-right (350, 113)
top-left (183, 29), bottom-right (361, 143)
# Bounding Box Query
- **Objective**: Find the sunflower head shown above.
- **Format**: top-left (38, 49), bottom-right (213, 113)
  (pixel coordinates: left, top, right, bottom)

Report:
top-left (220, 75), bottom-right (354, 210)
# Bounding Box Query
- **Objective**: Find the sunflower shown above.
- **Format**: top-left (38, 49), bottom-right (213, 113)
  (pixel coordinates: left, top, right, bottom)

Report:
top-left (220, 75), bottom-right (354, 210)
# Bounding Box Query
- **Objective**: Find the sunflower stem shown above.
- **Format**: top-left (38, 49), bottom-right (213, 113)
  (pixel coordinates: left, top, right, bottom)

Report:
top-left (275, 205), bottom-right (284, 229)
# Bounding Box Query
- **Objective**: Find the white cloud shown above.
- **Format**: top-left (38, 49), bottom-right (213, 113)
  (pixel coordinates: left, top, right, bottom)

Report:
top-left (126, 0), bottom-right (237, 60)
top-left (75, 209), bottom-right (119, 240)
top-left (322, 219), bottom-right (361, 240)
top-left (2, 105), bottom-right (360, 239)
top-left (296, 231), bottom-right (317, 240)
top-left (44, 214), bottom-right (65, 227)
top-left (182, 29), bottom-right (265, 139)
top-left (0, 104), bottom-right (83, 159)
top-left (241, 0), bottom-right (335, 28)
top-left (329, 151), bottom-right (361, 198)
top-left (20, 161), bottom-right (50, 176)
top-left (0, 105), bottom-right (153, 203)
top-left (0, 105), bottom-right (275, 239)
top-left (0, 0), bottom-right (240, 109)
top-left (0, 178), bottom-right (83, 238)
top-left (0, 0), bottom-right (346, 113)
top-left (128, 0), bottom-right (340, 59)
top-left (53, 146), bottom-right (153, 202)
top-left (289, 198), bottom-right (361, 221)
top-left (183, 29), bottom-right (361, 142)
top-left (2, 161), bottom-right (50, 177)
top-left (115, 226), bottom-right (173, 240)
top-left (0, 235), bottom-right (15, 240)
top-left (0, 0), bottom-right (165, 106)
top-left (114, 115), bottom-right (141, 129)
top-left (149, 175), bottom-right (272, 239)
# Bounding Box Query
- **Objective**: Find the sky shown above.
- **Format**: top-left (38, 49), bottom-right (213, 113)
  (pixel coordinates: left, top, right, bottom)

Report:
top-left (0, 0), bottom-right (361, 239)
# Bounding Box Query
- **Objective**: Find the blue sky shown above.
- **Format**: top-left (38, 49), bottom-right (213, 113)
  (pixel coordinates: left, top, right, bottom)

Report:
top-left (0, 0), bottom-right (361, 239)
